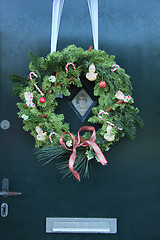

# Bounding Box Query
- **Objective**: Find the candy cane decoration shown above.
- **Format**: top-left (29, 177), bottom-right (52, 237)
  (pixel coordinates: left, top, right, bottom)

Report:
top-left (98, 110), bottom-right (109, 119)
top-left (29, 72), bottom-right (44, 97)
top-left (106, 121), bottom-right (123, 131)
top-left (98, 110), bottom-right (123, 131)
top-left (65, 62), bottom-right (80, 81)
top-left (49, 132), bottom-right (57, 143)
top-left (111, 64), bottom-right (119, 72)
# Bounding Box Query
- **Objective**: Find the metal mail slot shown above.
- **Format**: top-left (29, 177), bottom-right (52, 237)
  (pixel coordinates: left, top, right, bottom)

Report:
top-left (46, 217), bottom-right (117, 234)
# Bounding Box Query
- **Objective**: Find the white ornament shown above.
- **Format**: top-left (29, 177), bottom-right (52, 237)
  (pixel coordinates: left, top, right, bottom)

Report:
top-left (85, 150), bottom-right (94, 160)
top-left (86, 63), bottom-right (98, 81)
top-left (21, 114), bottom-right (29, 120)
top-left (48, 75), bottom-right (56, 83)
top-left (104, 125), bottom-right (115, 142)
top-left (66, 140), bottom-right (72, 147)
top-left (36, 126), bottom-right (47, 141)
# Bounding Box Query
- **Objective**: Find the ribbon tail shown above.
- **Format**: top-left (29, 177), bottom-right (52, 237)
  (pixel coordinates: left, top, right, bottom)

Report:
top-left (87, 0), bottom-right (98, 50)
top-left (51, 0), bottom-right (64, 52)
top-left (69, 148), bottom-right (80, 181)
top-left (88, 141), bottom-right (107, 165)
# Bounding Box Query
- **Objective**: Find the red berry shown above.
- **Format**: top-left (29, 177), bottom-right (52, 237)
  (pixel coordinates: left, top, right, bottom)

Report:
top-left (39, 97), bottom-right (46, 103)
top-left (99, 81), bottom-right (106, 88)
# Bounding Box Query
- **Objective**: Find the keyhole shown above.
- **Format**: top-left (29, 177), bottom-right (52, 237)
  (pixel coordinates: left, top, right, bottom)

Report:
top-left (0, 120), bottom-right (10, 130)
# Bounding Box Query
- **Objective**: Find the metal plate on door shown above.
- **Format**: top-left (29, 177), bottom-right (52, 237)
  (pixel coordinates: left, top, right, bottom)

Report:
top-left (46, 217), bottom-right (117, 234)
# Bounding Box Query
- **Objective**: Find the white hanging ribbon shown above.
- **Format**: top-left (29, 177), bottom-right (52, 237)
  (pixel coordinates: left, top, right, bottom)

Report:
top-left (51, 0), bottom-right (98, 52)
top-left (51, 0), bottom-right (64, 52)
top-left (87, 0), bottom-right (98, 50)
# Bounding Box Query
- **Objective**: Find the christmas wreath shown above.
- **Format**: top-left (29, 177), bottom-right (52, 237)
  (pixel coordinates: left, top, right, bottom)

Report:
top-left (10, 45), bottom-right (143, 181)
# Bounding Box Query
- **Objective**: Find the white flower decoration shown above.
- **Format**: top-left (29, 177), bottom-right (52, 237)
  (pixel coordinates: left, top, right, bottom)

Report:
top-left (66, 140), bottom-right (72, 147)
top-left (48, 75), bottom-right (56, 83)
top-left (85, 150), bottom-right (94, 160)
top-left (21, 114), bottom-right (29, 120)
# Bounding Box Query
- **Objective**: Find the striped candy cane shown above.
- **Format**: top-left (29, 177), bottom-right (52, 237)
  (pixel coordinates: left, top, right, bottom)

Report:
top-left (49, 132), bottom-right (57, 143)
top-left (98, 110), bottom-right (123, 131)
top-left (65, 62), bottom-right (80, 81)
top-left (29, 72), bottom-right (44, 97)
top-left (98, 110), bottom-right (109, 119)
top-left (111, 64), bottom-right (119, 72)
top-left (106, 121), bottom-right (123, 131)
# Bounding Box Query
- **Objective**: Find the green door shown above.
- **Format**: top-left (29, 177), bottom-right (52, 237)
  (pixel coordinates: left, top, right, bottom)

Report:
top-left (0, 0), bottom-right (160, 239)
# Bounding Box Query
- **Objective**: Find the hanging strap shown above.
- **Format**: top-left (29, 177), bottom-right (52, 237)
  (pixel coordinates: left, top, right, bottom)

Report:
top-left (51, 0), bottom-right (98, 52)
top-left (87, 0), bottom-right (98, 50)
top-left (51, 0), bottom-right (64, 52)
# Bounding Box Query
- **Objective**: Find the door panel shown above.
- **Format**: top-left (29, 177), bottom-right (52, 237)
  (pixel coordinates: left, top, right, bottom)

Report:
top-left (0, 0), bottom-right (160, 239)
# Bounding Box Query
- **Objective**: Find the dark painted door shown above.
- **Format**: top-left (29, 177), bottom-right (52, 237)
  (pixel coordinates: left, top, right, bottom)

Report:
top-left (0, 0), bottom-right (160, 239)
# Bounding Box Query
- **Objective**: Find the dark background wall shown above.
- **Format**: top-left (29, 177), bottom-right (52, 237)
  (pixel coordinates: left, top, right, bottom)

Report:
top-left (0, 0), bottom-right (160, 239)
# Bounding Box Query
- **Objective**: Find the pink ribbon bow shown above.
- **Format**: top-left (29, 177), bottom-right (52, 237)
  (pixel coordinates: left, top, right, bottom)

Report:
top-left (59, 126), bottom-right (107, 181)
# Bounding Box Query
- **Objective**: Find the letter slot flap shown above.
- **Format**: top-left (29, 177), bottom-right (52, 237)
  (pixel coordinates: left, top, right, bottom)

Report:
top-left (46, 217), bottom-right (117, 234)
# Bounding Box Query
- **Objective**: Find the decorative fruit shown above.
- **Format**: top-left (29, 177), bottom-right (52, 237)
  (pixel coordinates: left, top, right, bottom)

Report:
top-left (99, 81), bottom-right (106, 88)
top-left (39, 97), bottom-right (46, 103)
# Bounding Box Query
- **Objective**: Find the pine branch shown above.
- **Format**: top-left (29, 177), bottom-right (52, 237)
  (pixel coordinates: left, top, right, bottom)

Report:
top-left (9, 73), bottom-right (26, 84)
top-left (9, 74), bottom-right (28, 96)
top-left (134, 115), bottom-right (144, 128)
top-left (34, 146), bottom-right (68, 166)
top-left (56, 149), bottom-right (90, 179)
top-left (29, 52), bottom-right (39, 68)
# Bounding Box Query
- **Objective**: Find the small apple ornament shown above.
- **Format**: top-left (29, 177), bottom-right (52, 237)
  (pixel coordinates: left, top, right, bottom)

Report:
top-left (39, 97), bottom-right (46, 103)
top-left (99, 81), bottom-right (106, 88)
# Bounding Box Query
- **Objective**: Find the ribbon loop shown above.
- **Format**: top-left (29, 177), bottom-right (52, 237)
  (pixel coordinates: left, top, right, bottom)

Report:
top-left (59, 131), bottom-right (77, 151)
top-left (59, 126), bottom-right (107, 181)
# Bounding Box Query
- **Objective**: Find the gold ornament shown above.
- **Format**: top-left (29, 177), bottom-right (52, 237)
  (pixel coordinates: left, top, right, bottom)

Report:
top-left (36, 126), bottom-right (47, 141)
top-left (86, 63), bottom-right (98, 81)
top-left (104, 125), bottom-right (115, 142)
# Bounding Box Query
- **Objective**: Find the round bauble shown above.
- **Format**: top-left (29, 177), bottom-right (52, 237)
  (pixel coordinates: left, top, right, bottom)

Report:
top-left (99, 81), bottom-right (106, 88)
top-left (39, 97), bottom-right (46, 103)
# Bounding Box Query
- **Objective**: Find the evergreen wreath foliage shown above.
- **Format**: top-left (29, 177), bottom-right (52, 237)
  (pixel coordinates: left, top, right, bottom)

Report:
top-left (10, 45), bottom-right (143, 179)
